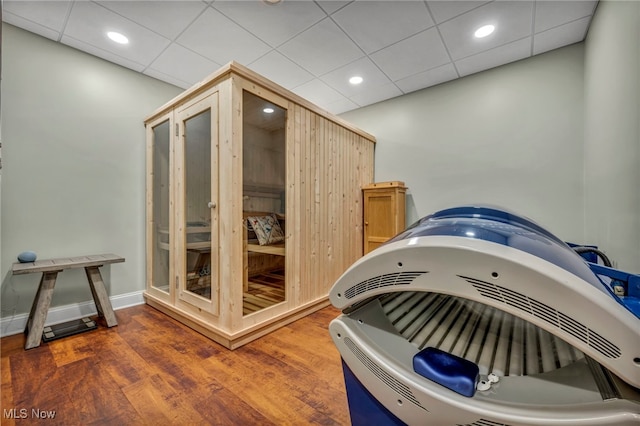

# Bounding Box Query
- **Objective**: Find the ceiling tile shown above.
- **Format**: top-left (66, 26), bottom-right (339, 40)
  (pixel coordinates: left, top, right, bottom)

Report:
top-left (278, 18), bottom-right (364, 76)
top-left (3, 0), bottom-right (599, 115)
top-left (248, 51), bottom-right (315, 89)
top-left (3, 11), bottom-right (61, 41)
top-left (438, 1), bottom-right (534, 61)
top-left (315, 1), bottom-right (351, 16)
top-left (326, 97), bottom-right (360, 115)
top-left (177, 7), bottom-right (271, 65)
top-left (64, 1), bottom-right (171, 65)
top-left (143, 68), bottom-right (191, 89)
top-left (3, 0), bottom-right (71, 33)
top-left (148, 43), bottom-right (221, 87)
top-left (535, 1), bottom-right (597, 33)
top-left (370, 27), bottom-right (450, 81)
top-left (60, 35), bottom-right (146, 72)
top-left (332, 0), bottom-right (434, 54)
top-left (350, 82), bottom-right (403, 108)
top-left (426, 1), bottom-right (492, 24)
top-left (2, 0), bottom-right (72, 40)
top-left (320, 57), bottom-right (393, 98)
top-left (455, 37), bottom-right (531, 77)
top-left (394, 63), bottom-right (458, 93)
top-left (533, 17), bottom-right (591, 55)
top-left (211, 0), bottom-right (326, 47)
top-left (97, 0), bottom-right (208, 40)
top-left (292, 78), bottom-right (345, 107)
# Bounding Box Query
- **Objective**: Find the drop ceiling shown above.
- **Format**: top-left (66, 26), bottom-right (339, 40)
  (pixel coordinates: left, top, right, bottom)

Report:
top-left (2, 0), bottom-right (598, 114)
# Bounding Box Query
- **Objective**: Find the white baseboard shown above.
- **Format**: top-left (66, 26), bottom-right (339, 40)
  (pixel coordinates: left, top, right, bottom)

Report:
top-left (0, 290), bottom-right (145, 338)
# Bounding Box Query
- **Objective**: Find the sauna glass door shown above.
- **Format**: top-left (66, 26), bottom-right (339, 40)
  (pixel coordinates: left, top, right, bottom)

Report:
top-left (148, 116), bottom-right (172, 298)
top-left (176, 93), bottom-right (219, 314)
top-left (242, 90), bottom-right (287, 315)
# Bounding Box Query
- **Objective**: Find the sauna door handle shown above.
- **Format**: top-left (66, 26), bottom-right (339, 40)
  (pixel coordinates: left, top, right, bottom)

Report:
top-left (208, 201), bottom-right (217, 209)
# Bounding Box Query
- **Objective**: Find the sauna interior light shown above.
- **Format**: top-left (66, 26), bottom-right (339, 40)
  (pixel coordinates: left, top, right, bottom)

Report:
top-left (263, 107), bottom-right (275, 114)
top-left (349, 76), bottom-right (363, 85)
top-left (107, 31), bottom-right (129, 44)
top-left (474, 24), bottom-right (495, 38)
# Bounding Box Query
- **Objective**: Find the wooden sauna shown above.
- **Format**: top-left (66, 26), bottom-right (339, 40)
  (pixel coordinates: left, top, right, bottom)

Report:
top-left (144, 62), bottom-right (375, 349)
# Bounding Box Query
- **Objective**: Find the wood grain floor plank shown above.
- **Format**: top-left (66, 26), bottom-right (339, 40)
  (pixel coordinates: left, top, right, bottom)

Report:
top-left (8, 354), bottom-right (80, 424)
top-left (48, 332), bottom-right (97, 367)
top-left (249, 346), bottom-right (349, 425)
top-left (242, 339), bottom-right (350, 424)
top-left (202, 346), bottom-right (342, 425)
top-left (92, 330), bottom-right (162, 389)
top-left (1, 304), bottom-right (350, 425)
top-left (1, 351), bottom-right (15, 426)
top-left (58, 358), bottom-right (142, 424)
top-left (194, 387), bottom-right (278, 425)
top-left (122, 374), bottom-right (205, 424)
top-left (7, 345), bottom-right (58, 407)
top-left (118, 316), bottom-right (226, 397)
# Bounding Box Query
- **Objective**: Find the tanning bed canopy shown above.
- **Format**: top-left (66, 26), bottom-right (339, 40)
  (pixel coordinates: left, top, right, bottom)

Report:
top-left (329, 205), bottom-right (640, 425)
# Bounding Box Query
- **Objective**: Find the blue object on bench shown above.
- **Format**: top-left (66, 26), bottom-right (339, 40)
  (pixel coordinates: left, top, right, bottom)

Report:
top-left (413, 347), bottom-right (479, 397)
top-left (17, 250), bottom-right (37, 263)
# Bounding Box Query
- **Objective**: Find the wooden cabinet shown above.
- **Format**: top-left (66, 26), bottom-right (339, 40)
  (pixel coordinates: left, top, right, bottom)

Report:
top-left (363, 181), bottom-right (407, 254)
top-left (144, 62), bottom-right (375, 348)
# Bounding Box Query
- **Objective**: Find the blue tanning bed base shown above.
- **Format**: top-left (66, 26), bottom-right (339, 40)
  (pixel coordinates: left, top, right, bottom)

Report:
top-left (329, 206), bottom-right (640, 426)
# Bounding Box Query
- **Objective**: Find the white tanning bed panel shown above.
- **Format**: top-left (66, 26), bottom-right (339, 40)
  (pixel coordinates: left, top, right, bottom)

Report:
top-left (329, 206), bottom-right (640, 425)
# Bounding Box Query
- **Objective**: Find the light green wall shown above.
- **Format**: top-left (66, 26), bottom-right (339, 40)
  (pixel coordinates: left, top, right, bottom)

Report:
top-left (341, 44), bottom-right (586, 243)
top-left (584, 0), bottom-right (640, 273)
top-left (341, 1), bottom-right (639, 273)
top-left (1, 24), bottom-right (182, 317)
top-left (2, 0), bottom-right (638, 322)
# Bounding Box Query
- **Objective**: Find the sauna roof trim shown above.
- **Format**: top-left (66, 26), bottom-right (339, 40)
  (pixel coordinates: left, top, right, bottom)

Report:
top-left (145, 61), bottom-right (376, 143)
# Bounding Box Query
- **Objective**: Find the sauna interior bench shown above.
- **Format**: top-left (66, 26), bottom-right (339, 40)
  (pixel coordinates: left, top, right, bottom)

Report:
top-left (11, 253), bottom-right (125, 349)
top-left (158, 226), bottom-right (286, 256)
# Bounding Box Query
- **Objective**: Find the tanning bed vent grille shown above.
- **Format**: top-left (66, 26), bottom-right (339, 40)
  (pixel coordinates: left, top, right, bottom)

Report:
top-left (457, 420), bottom-right (511, 426)
top-left (461, 276), bottom-right (621, 359)
top-left (344, 271), bottom-right (427, 299)
top-left (344, 337), bottom-right (428, 411)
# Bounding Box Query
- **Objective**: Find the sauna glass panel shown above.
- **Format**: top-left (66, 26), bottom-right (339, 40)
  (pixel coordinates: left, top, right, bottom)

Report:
top-left (242, 91), bottom-right (286, 315)
top-left (151, 119), bottom-right (170, 293)
top-left (184, 109), bottom-right (213, 300)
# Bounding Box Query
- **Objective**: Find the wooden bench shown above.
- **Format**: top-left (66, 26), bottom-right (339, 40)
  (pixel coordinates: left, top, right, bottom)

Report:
top-left (11, 253), bottom-right (125, 349)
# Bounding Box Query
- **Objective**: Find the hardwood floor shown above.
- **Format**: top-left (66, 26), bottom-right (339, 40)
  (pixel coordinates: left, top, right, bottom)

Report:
top-left (1, 305), bottom-right (351, 425)
top-left (243, 270), bottom-right (286, 315)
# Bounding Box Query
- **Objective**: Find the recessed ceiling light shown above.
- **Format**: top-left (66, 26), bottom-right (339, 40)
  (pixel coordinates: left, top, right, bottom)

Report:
top-left (474, 24), bottom-right (495, 38)
top-left (349, 76), bottom-right (363, 85)
top-left (263, 107), bottom-right (275, 114)
top-left (107, 31), bottom-right (129, 44)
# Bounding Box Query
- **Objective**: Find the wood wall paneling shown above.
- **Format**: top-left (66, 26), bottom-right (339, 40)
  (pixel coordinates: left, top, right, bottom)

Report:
top-left (144, 63), bottom-right (374, 348)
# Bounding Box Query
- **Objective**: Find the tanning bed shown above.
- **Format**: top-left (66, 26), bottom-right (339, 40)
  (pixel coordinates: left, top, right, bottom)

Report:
top-left (329, 206), bottom-right (640, 425)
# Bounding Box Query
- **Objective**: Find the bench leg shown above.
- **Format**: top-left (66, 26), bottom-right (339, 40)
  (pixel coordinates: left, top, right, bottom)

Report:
top-left (24, 271), bottom-right (58, 350)
top-left (85, 266), bottom-right (118, 327)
